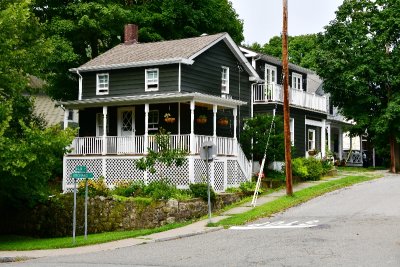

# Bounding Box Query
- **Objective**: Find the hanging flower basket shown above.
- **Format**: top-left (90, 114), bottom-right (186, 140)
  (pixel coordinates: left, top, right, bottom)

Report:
top-left (164, 113), bottom-right (176, 124)
top-left (218, 117), bottom-right (229, 126)
top-left (308, 149), bottom-right (318, 156)
top-left (196, 115), bottom-right (207, 124)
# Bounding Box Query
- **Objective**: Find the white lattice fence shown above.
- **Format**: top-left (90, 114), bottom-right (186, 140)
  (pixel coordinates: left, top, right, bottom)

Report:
top-left (64, 158), bottom-right (103, 191)
top-left (147, 160), bottom-right (189, 187)
top-left (194, 159), bottom-right (209, 184)
top-left (227, 160), bottom-right (238, 187)
top-left (105, 158), bottom-right (145, 185)
top-left (213, 161), bottom-right (225, 192)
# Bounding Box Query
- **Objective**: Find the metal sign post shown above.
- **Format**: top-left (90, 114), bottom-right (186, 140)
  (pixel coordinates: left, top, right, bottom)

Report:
top-left (71, 165), bottom-right (94, 243)
top-left (200, 141), bottom-right (216, 223)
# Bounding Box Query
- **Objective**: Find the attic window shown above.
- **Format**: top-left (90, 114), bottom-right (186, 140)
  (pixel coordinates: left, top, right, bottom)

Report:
top-left (221, 66), bottom-right (229, 94)
top-left (292, 72), bottom-right (302, 90)
top-left (96, 73), bottom-right (109, 95)
top-left (145, 68), bottom-right (159, 91)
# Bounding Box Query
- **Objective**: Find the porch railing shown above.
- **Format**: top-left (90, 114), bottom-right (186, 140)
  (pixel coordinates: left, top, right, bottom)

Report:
top-left (147, 134), bottom-right (191, 152)
top-left (252, 83), bottom-right (327, 113)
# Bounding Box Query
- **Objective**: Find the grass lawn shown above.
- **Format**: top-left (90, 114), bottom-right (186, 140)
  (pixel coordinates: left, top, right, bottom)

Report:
top-left (209, 172), bottom-right (383, 228)
top-left (0, 221), bottom-right (190, 251)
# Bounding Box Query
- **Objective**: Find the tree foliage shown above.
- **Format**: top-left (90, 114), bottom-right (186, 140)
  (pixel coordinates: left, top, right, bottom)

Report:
top-left (32, 0), bottom-right (244, 100)
top-left (248, 34), bottom-right (318, 70)
top-left (240, 114), bottom-right (285, 165)
top-left (316, 0), bottom-right (400, 171)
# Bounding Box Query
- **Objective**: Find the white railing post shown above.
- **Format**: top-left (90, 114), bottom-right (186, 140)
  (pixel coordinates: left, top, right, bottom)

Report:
top-left (321, 119), bottom-right (326, 157)
top-left (233, 108), bottom-right (238, 155)
top-left (144, 104), bottom-right (149, 154)
top-left (190, 101), bottom-right (195, 154)
top-left (338, 127), bottom-right (343, 160)
top-left (213, 104), bottom-right (217, 146)
top-left (102, 106), bottom-right (107, 155)
top-left (63, 109), bottom-right (69, 130)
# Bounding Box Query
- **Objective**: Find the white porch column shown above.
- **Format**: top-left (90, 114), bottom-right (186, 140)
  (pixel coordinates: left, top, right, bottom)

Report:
top-left (338, 127), bottom-right (343, 160)
top-left (327, 123), bottom-right (331, 154)
top-left (321, 119), bottom-right (326, 157)
top-left (144, 104), bottom-right (149, 154)
top-left (213, 105), bottom-right (217, 145)
top-left (233, 107), bottom-right (238, 155)
top-left (178, 102), bottom-right (181, 135)
top-left (190, 101), bottom-right (195, 154)
top-left (102, 106), bottom-right (108, 155)
top-left (63, 109), bottom-right (69, 130)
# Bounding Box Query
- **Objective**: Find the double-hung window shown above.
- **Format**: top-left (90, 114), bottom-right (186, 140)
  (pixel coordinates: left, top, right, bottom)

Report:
top-left (148, 110), bottom-right (159, 131)
top-left (96, 73), bottom-right (109, 95)
top-left (221, 66), bottom-right (229, 94)
top-left (292, 72), bottom-right (303, 90)
top-left (308, 129), bottom-right (316, 151)
top-left (145, 68), bottom-right (159, 91)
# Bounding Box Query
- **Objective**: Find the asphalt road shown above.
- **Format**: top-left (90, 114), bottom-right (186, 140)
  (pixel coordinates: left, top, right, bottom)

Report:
top-left (7, 173), bottom-right (400, 267)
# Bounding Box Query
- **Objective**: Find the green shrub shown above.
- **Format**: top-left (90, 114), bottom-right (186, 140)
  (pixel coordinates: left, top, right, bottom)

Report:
top-left (292, 158), bottom-right (309, 179)
top-left (265, 170), bottom-right (285, 181)
top-left (189, 183), bottom-right (215, 202)
top-left (239, 181), bottom-right (263, 194)
top-left (111, 181), bottom-right (146, 197)
top-left (78, 176), bottom-right (109, 197)
top-left (144, 180), bottom-right (178, 200)
top-left (225, 187), bottom-right (241, 193)
top-left (303, 157), bottom-right (323, 180)
top-left (321, 159), bottom-right (334, 175)
top-left (172, 190), bottom-right (193, 201)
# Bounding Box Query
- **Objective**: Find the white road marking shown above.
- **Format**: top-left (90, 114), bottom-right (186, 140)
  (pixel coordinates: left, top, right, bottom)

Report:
top-left (230, 220), bottom-right (319, 230)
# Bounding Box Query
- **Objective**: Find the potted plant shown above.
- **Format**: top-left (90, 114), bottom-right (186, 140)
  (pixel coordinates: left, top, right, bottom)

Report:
top-left (218, 117), bottom-right (229, 126)
top-left (164, 113), bottom-right (176, 123)
top-left (196, 115), bottom-right (207, 124)
top-left (308, 149), bottom-right (318, 156)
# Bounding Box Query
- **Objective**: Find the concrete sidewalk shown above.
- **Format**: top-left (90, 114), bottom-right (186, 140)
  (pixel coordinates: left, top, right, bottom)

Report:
top-left (0, 171), bottom-right (380, 262)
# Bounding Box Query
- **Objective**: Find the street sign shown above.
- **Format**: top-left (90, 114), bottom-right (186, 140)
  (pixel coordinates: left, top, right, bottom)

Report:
top-left (74, 165), bottom-right (87, 173)
top-left (71, 172), bottom-right (94, 179)
top-left (200, 141), bottom-right (216, 161)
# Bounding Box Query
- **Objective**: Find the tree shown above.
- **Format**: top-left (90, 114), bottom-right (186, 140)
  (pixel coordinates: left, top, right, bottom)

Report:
top-left (0, 0), bottom-right (76, 208)
top-left (32, 0), bottom-right (244, 100)
top-left (316, 0), bottom-right (400, 172)
top-left (248, 34), bottom-right (318, 70)
top-left (240, 114), bottom-right (285, 167)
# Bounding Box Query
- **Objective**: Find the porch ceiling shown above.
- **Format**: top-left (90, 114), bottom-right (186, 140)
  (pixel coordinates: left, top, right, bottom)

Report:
top-left (58, 92), bottom-right (247, 110)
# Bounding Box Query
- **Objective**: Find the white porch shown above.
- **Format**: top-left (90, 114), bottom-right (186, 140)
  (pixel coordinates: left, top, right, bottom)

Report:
top-left (252, 83), bottom-right (327, 113)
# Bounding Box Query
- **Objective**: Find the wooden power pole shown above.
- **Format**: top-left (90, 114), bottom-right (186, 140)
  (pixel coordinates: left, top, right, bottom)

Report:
top-left (282, 0), bottom-right (293, 195)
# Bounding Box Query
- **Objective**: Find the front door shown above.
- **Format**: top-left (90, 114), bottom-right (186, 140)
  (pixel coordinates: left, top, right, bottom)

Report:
top-left (117, 107), bottom-right (135, 154)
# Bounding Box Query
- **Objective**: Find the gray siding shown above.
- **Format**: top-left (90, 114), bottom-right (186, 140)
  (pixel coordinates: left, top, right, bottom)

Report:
top-left (81, 65), bottom-right (179, 99)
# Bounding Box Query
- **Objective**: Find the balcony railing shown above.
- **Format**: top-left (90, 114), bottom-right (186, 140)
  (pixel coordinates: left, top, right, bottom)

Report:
top-left (68, 135), bottom-right (238, 157)
top-left (252, 83), bottom-right (327, 113)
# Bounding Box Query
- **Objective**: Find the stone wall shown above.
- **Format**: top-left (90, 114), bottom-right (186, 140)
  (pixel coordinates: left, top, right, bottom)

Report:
top-left (1, 193), bottom-right (241, 237)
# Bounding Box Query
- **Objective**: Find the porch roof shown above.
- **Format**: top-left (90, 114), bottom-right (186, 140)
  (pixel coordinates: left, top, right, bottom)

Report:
top-left (58, 92), bottom-right (247, 109)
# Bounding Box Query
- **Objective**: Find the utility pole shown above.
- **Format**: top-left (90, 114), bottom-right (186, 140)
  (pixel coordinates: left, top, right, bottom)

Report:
top-left (282, 0), bottom-right (293, 195)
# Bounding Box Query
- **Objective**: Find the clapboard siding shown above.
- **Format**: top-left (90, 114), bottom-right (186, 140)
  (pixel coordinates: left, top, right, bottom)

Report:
top-left (81, 65), bottom-right (179, 99)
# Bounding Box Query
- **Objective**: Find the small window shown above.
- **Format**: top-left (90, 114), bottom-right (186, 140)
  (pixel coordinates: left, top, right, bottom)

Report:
top-left (96, 113), bottom-right (109, 136)
top-left (292, 72), bottom-right (302, 90)
top-left (221, 66), bottom-right (229, 94)
top-left (145, 69), bottom-right (159, 91)
top-left (148, 110), bottom-right (159, 131)
top-left (68, 110), bottom-right (74, 121)
top-left (96, 73), bottom-right (109, 95)
top-left (308, 129), bottom-right (316, 151)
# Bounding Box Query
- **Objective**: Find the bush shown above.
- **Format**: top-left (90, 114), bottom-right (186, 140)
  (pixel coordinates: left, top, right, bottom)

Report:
top-left (292, 158), bottom-right (309, 178)
top-left (111, 181), bottom-right (145, 197)
top-left (189, 183), bottom-right (216, 202)
top-left (78, 176), bottom-right (109, 197)
top-left (239, 181), bottom-right (263, 194)
top-left (291, 157), bottom-right (324, 181)
top-left (172, 190), bottom-right (193, 201)
top-left (143, 180), bottom-right (178, 200)
top-left (321, 159), bottom-right (334, 175)
top-left (265, 170), bottom-right (285, 181)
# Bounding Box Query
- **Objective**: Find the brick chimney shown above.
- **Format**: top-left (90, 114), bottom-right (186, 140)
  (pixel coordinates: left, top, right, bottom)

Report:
top-left (124, 24), bottom-right (138, 44)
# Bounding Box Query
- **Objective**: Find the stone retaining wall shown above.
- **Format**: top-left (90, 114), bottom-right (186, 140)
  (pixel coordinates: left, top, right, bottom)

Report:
top-left (1, 193), bottom-right (240, 237)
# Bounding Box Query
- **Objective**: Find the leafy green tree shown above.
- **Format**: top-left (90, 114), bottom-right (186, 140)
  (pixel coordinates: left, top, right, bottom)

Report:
top-left (32, 0), bottom-right (244, 100)
top-left (240, 114), bottom-right (285, 166)
top-left (248, 34), bottom-right (318, 70)
top-left (316, 0), bottom-right (400, 172)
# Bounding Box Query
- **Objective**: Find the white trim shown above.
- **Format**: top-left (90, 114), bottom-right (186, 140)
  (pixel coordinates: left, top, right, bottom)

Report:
top-left (96, 73), bottom-right (109, 95)
top-left (221, 66), bottom-right (230, 94)
top-left (148, 110), bottom-right (159, 131)
top-left (321, 119), bottom-right (326, 157)
top-left (265, 64), bottom-right (277, 84)
top-left (292, 72), bottom-right (303, 90)
top-left (63, 109), bottom-right (69, 129)
top-left (117, 107), bottom-right (135, 136)
top-left (305, 118), bottom-right (323, 127)
top-left (178, 63), bottom-right (181, 92)
top-left (290, 118), bottom-right (294, 146)
top-left (145, 68), bottom-right (159, 92)
top-left (77, 70), bottom-right (82, 100)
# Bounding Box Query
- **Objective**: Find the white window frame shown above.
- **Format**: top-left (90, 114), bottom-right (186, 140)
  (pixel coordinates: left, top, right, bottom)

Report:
top-left (96, 73), bottom-right (109, 95)
top-left (292, 72), bottom-right (303, 90)
top-left (265, 64), bottom-right (277, 84)
top-left (308, 129), bottom-right (316, 151)
top-left (290, 118), bottom-right (294, 146)
top-left (145, 68), bottom-right (159, 91)
top-left (148, 110), bottom-right (159, 131)
top-left (221, 66), bottom-right (229, 94)
top-left (96, 113), bottom-right (109, 136)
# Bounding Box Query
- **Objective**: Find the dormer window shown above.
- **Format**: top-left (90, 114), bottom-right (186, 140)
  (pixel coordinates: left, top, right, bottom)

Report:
top-left (221, 66), bottom-right (229, 94)
top-left (96, 73), bottom-right (109, 95)
top-left (145, 68), bottom-right (159, 91)
top-left (292, 72), bottom-right (303, 90)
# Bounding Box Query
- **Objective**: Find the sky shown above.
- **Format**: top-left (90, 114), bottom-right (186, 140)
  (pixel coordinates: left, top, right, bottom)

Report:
top-left (229, 0), bottom-right (344, 45)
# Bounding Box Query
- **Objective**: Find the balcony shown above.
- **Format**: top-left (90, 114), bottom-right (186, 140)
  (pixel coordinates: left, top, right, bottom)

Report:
top-left (252, 83), bottom-right (327, 113)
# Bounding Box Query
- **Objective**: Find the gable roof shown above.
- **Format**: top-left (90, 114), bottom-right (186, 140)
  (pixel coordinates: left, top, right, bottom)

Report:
top-left (71, 33), bottom-right (260, 81)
